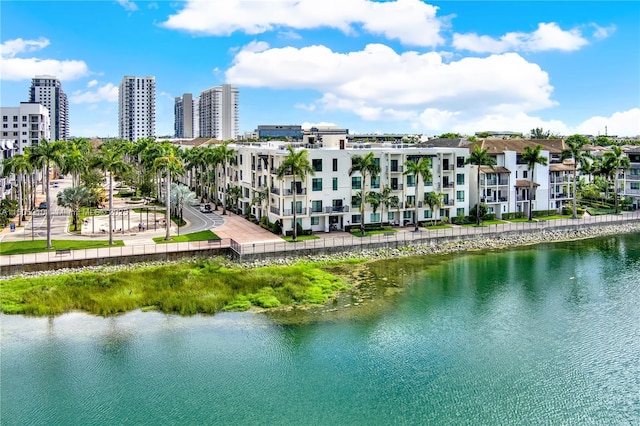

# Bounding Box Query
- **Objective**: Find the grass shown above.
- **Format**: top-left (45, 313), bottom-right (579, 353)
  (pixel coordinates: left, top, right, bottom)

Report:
top-left (538, 215), bottom-right (573, 221)
top-left (282, 234), bottom-right (320, 242)
top-left (586, 207), bottom-right (616, 216)
top-left (153, 230), bottom-right (220, 244)
top-left (424, 225), bottom-right (453, 230)
top-left (0, 258), bottom-right (348, 316)
top-left (0, 239), bottom-right (125, 256)
top-left (350, 228), bottom-right (396, 237)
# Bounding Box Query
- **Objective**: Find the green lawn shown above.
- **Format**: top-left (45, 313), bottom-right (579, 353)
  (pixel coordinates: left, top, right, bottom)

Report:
top-left (462, 220), bottom-right (508, 227)
top-left (0, 239), bottom-right (124, 256)
top-left (538, 215), bottom-right (573, 221)
top-left (153, 230), bottom-right (220, 244)
top-left (282, 234), bottom-right (320, 242)
top-left (350, 228), bottom-right (396, 237)
top-left (586, 207), bottom-right (616, 215)
top-left (424, 225), bottom-right (453, 230)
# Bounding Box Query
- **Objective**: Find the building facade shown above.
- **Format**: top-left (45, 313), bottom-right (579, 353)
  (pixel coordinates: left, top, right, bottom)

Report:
top-left (257, 125), bottom-right (303, 140)
top-left (119, 76), bottom-right (156, 142)
top-left (622, 147), bottom-right (640, 209)
top-left (228, 140), bottom-right (471, 235)
top-left (174, 93), bottom-right (197, 138)
top-left (199, 84), bottom-right (238, 140)
top-left (1, 103), bottom-right (51, 153)
top-left (29, 75), bottom-right (68, 141)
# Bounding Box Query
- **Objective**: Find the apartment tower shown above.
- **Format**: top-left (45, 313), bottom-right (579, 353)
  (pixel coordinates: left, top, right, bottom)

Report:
top-left (199, 84), bottom-right (238, 140)
top-left (119, 76), bottom-right (156, 142)
top-left (29, 75), bottom-right (68, 141)
top-left (174, 93), bottom-right (198, 138)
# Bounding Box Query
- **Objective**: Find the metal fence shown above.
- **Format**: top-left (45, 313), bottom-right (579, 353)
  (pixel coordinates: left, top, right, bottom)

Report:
top-left (2, 212), bottom-right (640, 269)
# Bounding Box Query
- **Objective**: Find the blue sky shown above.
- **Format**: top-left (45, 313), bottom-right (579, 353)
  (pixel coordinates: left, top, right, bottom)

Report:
top-left (1, 0), bottom-right (639, 138)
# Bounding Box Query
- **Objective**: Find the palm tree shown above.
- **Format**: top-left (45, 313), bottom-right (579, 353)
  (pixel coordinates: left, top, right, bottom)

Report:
top-left (521, 144), bottom-right (548, 221)
top-left (250, 187), bottom-right (269, 221)
top-left (424, 191), bottom-right (444, 225)
top-left (169, 183), bottom-right (197, 235)
top-left (561, 135), bottom-right (589, 218)
top-left (404, 157), bottom-right (433, 232)
top-left (603, 146), bottom-right (631, 214)
top-left (29, 139), bottom-right (64, 249)
top-left (93, 145), bottom-right (131, 245)
top-left (215, 143), bottom-right (237, 215)
top-left (203, 145), bottom-right (221, 208)
top-left (154, 147), bottom-right (184, 241)
top-left (60, 140), bottom-right (87, 187)
top-left (57, 186), bottom-right (92, 231)
top-left (465, 145), bottom-right (496, 225)
top-left (349, 152), bottom-right (381, 236)
top-left (276, 145), bottom-right (314, 241)
top-left (377, 185), bottom-right (394, 225)
top-left (2, 154), bottom-right (32, 225)
top-left (24, 146), bottom-right (44, 212)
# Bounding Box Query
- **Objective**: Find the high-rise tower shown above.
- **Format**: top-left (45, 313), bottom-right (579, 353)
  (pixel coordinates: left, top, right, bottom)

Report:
top-left (29, 75), bottom-right (68, 141)
top-left (199, 84), bottom-right (238, 140)
top-left (119, 76), bottom-right (156, 142)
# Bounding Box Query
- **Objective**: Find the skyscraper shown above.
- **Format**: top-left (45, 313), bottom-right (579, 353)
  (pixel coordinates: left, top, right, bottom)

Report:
top-left (199, 84), bottom-right (238, 140)
top-left (29, 75), bottom-right (68, 141)
top-left (119, 76), bottom-right (156, 142)
top-left (174, 93), bottom-right (196, 138)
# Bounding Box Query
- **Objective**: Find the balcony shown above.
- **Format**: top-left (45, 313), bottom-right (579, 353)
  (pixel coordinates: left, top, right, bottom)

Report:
top-left (483, 179), bottom-right (509, 186)
top-left (391, 184), bottom-right (404, 190)
top-left (324, 206), bottom-right (350, 213)
top-left (283, 208), bottom-right (307, 216)
top-left (443, 199), bottom-right (454, 206)
top-left (625, 173), bottom-right (640, 181)
top-left (390, 166), bottom-right (403, 173)
top-left (283, 188), bottom-right (306, 196)
top-left (551, 193), bottom-right (569, 199)
top-left (441, 164), bottom-right (455, 171)
top-left (550, 176), bottom-right (571, 184)
top-left (442, 182), bottom-right (454, 189)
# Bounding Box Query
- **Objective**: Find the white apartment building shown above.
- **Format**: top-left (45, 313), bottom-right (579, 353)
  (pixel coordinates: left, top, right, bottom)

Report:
top-left (174, 93), bottom-right (197, 138)
top-left (29, 75), bottom-right (69, 141)
top-left (229, 138), bottom-right (471, 235)
top-left (119, 76), bottom-right (156, 142)
top-left (1, 103), bottom-right (51, 153)
top-left (199, 84), bottom-right (238, 140)
top-left (622, 147), bottom-right (640, 209)
top-left (1, 139), bottom-right (19, 200)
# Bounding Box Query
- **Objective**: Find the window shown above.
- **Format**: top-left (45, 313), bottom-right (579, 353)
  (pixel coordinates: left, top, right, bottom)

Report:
top-left (332, 177), bottom-right (338, 191)
top-left (311, 200), bottom-right (323, 213)
top-left (312, 178), bottom-right (322, 191)
top-left (312, 159), bottom-right (322, 172)
top-left (351, 196), bottom-right (361, 208)
top-left (293, 201), bottom-right (303, 214)
top-left (457, 174), bottom-right (465, 185)
top-left (332, 158), bottom-right (338, 172)
top-left (311, 217), bottom-right (319, 225)
top-left (351, 214), bottom-right (361, 223)
top-left (457, 157), bottom-right (465, 168)
top-left (371, 176), bottom-right (380, 189)
top-left (424, 210), bottom-right (433, 219)
top-left (391, 159), bottom-right (398, 172)
top-left (456, 191), bottom-right (465, 202)
top-left (523, 170), bottom-right (528, 178)
top-left (403, 211), bottom-right (412, 219)
top-left (631, 183), bottom-right (640, 190)
top-left (351, 176), bottom-right (361, 190)
top-left (370, 212), bottom-right (380, 222)
top-left (406, 195), bottom-right (415, 207)
top-left (406, 175), bottom-right (415, 187)
top-left (457, 208), bottom-right (465, 217)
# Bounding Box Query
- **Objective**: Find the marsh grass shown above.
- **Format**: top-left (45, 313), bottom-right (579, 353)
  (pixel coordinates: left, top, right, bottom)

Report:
top-left (0, 259), bottom-right (347, 316)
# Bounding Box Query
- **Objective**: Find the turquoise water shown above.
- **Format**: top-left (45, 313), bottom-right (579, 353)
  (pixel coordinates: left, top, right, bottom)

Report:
top-left (2, 234), bottom-right (639, 425)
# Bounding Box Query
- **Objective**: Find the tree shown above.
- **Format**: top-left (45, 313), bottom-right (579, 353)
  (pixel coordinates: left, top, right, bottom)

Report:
top-left (2, 154), bottom-right (32, 225)
top-left (424, 191), bottom-right (444, 225)
top-left (250, 187), bottom-right (269, 220)
top-left (377, 185), bottom-right (394, 225)
top-left (59, 139), bottom-right (89, 187)
top-left (276, 145), bottom-right (314, 241)
top-left (530, 128), bottom-right (551, 139)
top-left (29, 139), bottom-right (64, 249)
top-left (214, 143), bottom-right (237, 215)
top-left (154, 147), bottom-right (184, 241)
top-left (93, 145), bottom-right (131, 245)
top-left (521, 144), bottom-right (548, 221)
top-left (404, 157), bottom-right (433, 232)
top-left (561, 135), bottom-right (590, 218)
top-left (465, 145), bottom-right (496, 225)
top-left (57, 186), bottom-right (92, 231)
top-left (349, 152), bottom-right (381, 236)
top-left (439, 133), bottom-right (461, 139)
top-left (169, 183), bottom-right (197, 234)
top-left (603, 146), bottom-right (631, 214)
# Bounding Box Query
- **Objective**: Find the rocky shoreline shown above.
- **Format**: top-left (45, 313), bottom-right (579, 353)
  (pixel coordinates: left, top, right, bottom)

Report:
top-left (3, 222), bottom-right (639, 281)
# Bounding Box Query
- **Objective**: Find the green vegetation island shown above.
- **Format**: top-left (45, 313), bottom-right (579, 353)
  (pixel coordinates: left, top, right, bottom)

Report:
top-left (2, 223), bottom-right (638, 318)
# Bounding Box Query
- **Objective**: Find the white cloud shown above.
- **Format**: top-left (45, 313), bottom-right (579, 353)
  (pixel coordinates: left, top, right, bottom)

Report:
top-left (0, 37), bottom-right (90, 81)
top-left (71, 83), bottom-right (118, 103)
top-left (0, 37), bottom-right (50, 57)
top-left (116, 0), bottom-right (138, 12)
top-left (591, 23), bottom-right (616, 40)
top-left (295, 103), bottom-right (316, 112)
top-left (227, 43), bottom-right (555, 123)
top-left (574, 108), bottom-right (640, 137)
top-left (87, 79), bottom-right (98, 87)
top-left (161, 0), bottom-right (444, 47)
top-left (453, 22), bottom-right (589, 53)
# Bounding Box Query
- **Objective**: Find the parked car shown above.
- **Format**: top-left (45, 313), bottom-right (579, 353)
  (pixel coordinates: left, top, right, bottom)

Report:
top-left (38, 201), bottom-right (47, 209)
top-left (199, 203), bottom-right (212, 213)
